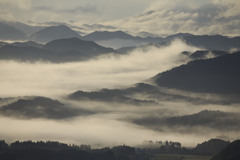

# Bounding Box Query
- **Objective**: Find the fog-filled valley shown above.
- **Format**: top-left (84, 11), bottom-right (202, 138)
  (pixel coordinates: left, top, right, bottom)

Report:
top-left (1, 1), bottom-right (240, 159)
top-left (1, 35), bottom-right (240, 148)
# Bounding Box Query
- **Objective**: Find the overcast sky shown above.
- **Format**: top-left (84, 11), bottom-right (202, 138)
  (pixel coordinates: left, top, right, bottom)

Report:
top-left (0, 0), bottom-right (240, 36)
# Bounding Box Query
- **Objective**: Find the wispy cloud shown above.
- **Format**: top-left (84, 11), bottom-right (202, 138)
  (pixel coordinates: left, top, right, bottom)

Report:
top-left (0, 40), bottom-right (197, 98)
top-left (109, 0), bottom-right (240, 36)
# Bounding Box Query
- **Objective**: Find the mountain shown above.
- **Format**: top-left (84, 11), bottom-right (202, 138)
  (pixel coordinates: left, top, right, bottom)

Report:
top-left (0, 96), bottom-right (91, 119)
top-left (29, 25), bottom-right (81, 43)
top-left (84, 30), bottom-right (162, 42)
top-left (67, 82), bottom-right (233, 105)
top-left (0, 38), bottom-right (115, 62)
top-left (4, 21), bottom-right (45, 35)
top-left (137, 31), bottom-right (159, 38)
top-left (11, 41), bottom-right (43, 48)
top-left (84, 31), bottom-right (135, 41)
top-left (0, 45), bottom-right (61, 62)
top-left (189, 50), bottom-right (228, 59)
top-left (194, 139), bottom-right (230, 156)
top-left (184, 35), bottom-right (240, 50)
top-left (164, 110), bottom-right (240, 130)
top-left (44, 37), bottom-right (115, 54)
top-left (153, 52), bottom-right (240, 95)
top-left (164, 33), bottom-right (193, 41)
top-left (116, 33), bottom-right (240, 52)
top-left (83, 31), bottom-right (163, 49)
top-left (133, 110), bottom-right (240, 132)
top-left (67, 84), bottom-right (157, 105)
top-left (211, 140), bottom-right (240, 160)
top-left (0, 22), bottom-right (27, 40)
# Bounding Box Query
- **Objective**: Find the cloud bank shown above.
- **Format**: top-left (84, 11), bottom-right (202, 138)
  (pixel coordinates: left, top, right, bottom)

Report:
top-left (0, 40), bottom-right (197, 98)
top-left (1, 0), bottom-right (239, 36)
top-left (110, 0), bottom-right (240, 36)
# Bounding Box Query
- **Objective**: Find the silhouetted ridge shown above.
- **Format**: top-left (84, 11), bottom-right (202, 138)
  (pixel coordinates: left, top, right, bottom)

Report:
top-left (194, 139), bottom-right (230, 156)
top-left (184, 35), bottom-right (240, 50)
top-left (189, 50), bottom-right (228, 59)
top-left (154, 52), bottom-right (240, 95)
top-left (84, 31), bottom-right (134, 41)
top-left (0, 38), bottom-right (115, 62)
top-left (0, 140), bottom-right (139, 160)
top-left (0, 22), bottom-right (27, 40)
top-left (0, 96), bottom-right (91, 119)
top-left (132, 110), bottom-right (240, 133)
top-left (44, 37), bottom-right (115, 53)
top-left (211, 140), bottom-right (240, 160)
top-left (11, 41), bottom-right (43, 48)
top-left (30, 25), bottom-right (81, 43)
top-left (68, 86), bottom-right (157, 105)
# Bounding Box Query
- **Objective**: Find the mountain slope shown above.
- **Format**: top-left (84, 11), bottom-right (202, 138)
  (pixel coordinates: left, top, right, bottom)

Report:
top-left (0, 96), bottom-right (91, 119)
top-left (4, 21), bottom-right (45, 35)
top-left (194, 139), bottom-right (230, 156)
top-left (83, 31), bottom-right (135, 41)
top-left (0, 22), bottom-right (27, 40)
top-left (154, 52), bottom-right (240, 95)
top-left (83, 31), bottom-right (163, 49)
top-left (68, 85), bottom-right (157, 105)
top-left (133, 110), bottom-right (240, 132)
top-left (184, 35), bottom-right (240, 50)
top-left (44, 37), bottom-right (115, 54)
top-left (0, 38), bottom-right (115, 62)
top-left (11, 41), bottom-right (43, 48)
top-left (211, 140), bottom-right (240, 160)
top-left (29, 25), bottom-right (81, 43)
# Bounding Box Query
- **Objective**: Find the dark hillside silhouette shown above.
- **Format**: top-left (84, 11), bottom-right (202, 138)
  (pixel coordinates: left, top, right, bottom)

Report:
top-left (0, 38), bottom-right (115, 62)
top-left (211, 140), bottom-right (240, 160)
top-left (0, 96), bottom-right (92, 119)
top-left (154, 52), bottom-right (240, 95)
top-left (0, 140), bottom-right (139, 160)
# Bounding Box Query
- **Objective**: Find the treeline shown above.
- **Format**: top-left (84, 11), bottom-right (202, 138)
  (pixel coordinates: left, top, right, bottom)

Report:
top-left (0, 140), bottom-right (143, 160)
top-left (0, 139), bottom-right (231, 160)
top-left (140, 139), bottom-right (230, 156)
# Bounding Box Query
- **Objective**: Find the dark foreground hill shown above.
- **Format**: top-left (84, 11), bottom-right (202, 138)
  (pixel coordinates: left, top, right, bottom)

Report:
top-left (154, 52), bottom-right (240, 95)
top-left (0, 140), bottom-right (138, 160)
top-left (211, 140), bottom-right (240, 160)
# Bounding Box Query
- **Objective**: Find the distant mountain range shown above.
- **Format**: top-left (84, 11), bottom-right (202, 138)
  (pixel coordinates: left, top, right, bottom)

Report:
top-left (29, 25), bottom-right (82, 43)
top-left (0, 38), bottom-right (115, 62)
top-left (0, 22), bottom-right (27, 40)
top-left (82, 30), bottom-right (163, 49)
top-left (184, 35), bottom-right (240, 50)
top-left (1, 21), bottom-right (240, 51)
top-left (4, 21), bottom-right (45, 35)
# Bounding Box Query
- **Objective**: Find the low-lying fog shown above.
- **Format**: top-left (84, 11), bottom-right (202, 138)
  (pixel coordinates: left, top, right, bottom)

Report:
top-left (0, 40), bottom-right (196, 98)
top-left (1, 40), bottom-right (239, 148)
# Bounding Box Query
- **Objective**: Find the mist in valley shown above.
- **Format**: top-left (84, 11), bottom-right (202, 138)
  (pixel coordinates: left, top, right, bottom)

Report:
top-left (1, 39), bottom-right (239, 148)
